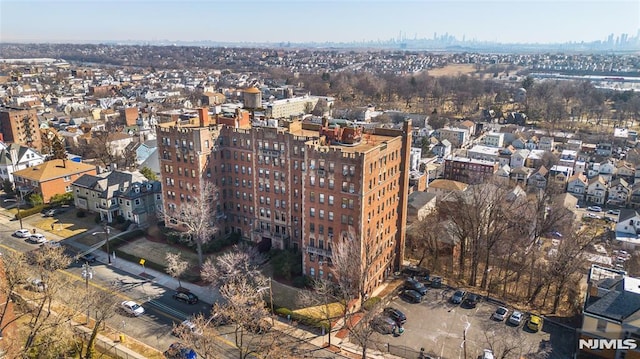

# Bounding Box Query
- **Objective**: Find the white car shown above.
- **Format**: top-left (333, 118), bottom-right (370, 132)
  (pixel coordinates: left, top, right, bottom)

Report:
top-left (492, 306), bottom-right (509, 321)
top-left (121, 301), bottom-right (145, 317)
top-left (172, 319), bottom-right (203, 336)
top-left (483, 349), bottom-right (495, 359)
top-left (14, 229), bottom-right (31, 238)
top-left (508, 310), bottom-right (523, 325)
top-left (29, 233), bottom-right (47, 244)
top-left (587, 206), bottom-right (602, 212)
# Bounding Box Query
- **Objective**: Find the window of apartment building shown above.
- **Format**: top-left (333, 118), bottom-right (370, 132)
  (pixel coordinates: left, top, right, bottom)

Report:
top-left (328, 195), bottom-right (334, 205)
top-left (348, 216), bottom-right (354, 225)
top-left (265, 183), bottom-right (270, 192)
top-left (310, 208), bottom-right (315, 217)
top-left (310, 223), bottom-right (315, 233)
top-left (597, 319), bottom-right (607, 332)
top-left (294, 161), bottom-right (299, 170)
top-left (275, 199), bottom-right (280, 208)
top-left (293, 175), bottom-right (298, 184)
top-left (328, 179), bottom-right (334, 190)
top-left (342, 182), bottom-right (348, 192)
top-left (281, 186), bottom-right (286, 194)
top-left (205, 140), bottom-right (209, 148)
top-left (319, 178), bottom-right (325, 187)
top-left (266, 197), bottom-right (271, 205)
top-left (63, 175), bottom-right (71, 182)
top-left (191, 170), bottom-right (196, 178)
top-left (310, 176), bottom-right (316, 186)
top-left (294, 203), bottom-right (299, 211)
top-left (319, 210), bottom-right (325, 219)
top-left (342, 164), bottom-right (349, 175)
top-left (65, 185), bottom-right (72, 192)
top-left (349, 183), bottom-right (355, 193)
top-left (329, 162), bottom-right (335, 173)
top-left (349, 165), bottom-right (356, 175)
top-left (310, 192), bottom-right (315, 202)
top-left (341, 214), bottom-right (347, 224)
top-left (349, 199), bottom-right (354, 209)
top-left (342, 198), bottom-right (348, 208)
top-left (281, 201), bottom-right (286, 209)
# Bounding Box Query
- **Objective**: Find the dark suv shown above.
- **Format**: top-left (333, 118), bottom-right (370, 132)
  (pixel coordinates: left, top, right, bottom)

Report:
top-left (173, 291), bottom-right (199, 304)
top-left (404, 278), bottom-right (428, 296)
top-left (383, 307), bottom-right (407, 325)
top-left (462, 293), bottom-right (481, 308)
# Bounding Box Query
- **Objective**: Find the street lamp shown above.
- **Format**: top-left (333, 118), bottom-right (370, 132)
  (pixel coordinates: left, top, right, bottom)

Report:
top-left (257, 277), bottom-right (274, 327)
top-left (92, 225), bottom-right (111, 264)
top-left (81, 262), bottom-right (94, 324)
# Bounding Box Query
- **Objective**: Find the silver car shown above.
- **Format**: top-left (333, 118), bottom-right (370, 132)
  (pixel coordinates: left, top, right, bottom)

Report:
top-left (508, 310), bottom-right (523, 325)
top-left (491, 306), bottom-right (509, 321)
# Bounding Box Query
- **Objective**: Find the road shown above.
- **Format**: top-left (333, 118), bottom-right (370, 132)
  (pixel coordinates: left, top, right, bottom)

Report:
top-left (0, 208), bottom-right (244, 358)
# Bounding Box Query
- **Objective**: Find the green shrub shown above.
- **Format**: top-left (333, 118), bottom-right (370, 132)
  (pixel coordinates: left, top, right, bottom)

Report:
top-left (363, 296), bottom-right (382, 311)
top-left (50, 193), bottom-right (73, 205)
top-left (15, 205), bottom-right (45, 219)
top-left (292, 275), bottom-right (313, 288)
top-left (270, 249), bottom-right (302, 281)
top-left (275, 307), bottom-right (292, 317)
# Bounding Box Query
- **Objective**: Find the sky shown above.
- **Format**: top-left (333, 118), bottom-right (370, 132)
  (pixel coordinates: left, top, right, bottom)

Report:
top-left (1, 0), bottom-right (639, 44)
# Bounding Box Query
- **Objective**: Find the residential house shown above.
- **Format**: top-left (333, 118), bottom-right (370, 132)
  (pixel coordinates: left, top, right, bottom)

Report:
top-left (510, 149), bottom-right (530, 169)
top-left (135, 139), bottom-right (158, 165)
top-left (565, 139), bottom-right (583, 152)
top-left (407, 191), bottom-right (437, 222)
top-left (586, 176), bottom-right (608, 205)
top-left (510, 166), bottom-right (532, 186)
top-left (596, 142), bottom-right (614, 157)
top-left (567, 173), bottom-right (589, 203)
top-left (527, 166), bottom-right (548, 190)
top-left (483, 132), bottom-right (505, 148)
top-left (426, 179), bottom-right (468, 198)
top-left (525, 150), bottom-right (546, 169)
top-left (608, 178), bottom-right (631, 208)
top-left (0, 142), bottom-right (45, 183)
top-left (559, 150), bottom-right (578, 168)
top-left (631, 183), bottom-right (640, 209)
top-left (498, 145), bottom-right (516, 167)
top-left (431, 139), bottom-right (452, 159)
top-left (511, 137), bottom-right (526, 150)
top-left (617, 161), bottom-right (635, 182)
top-left (538, 136), bottom-right (554, 151)
top-left (495, 164), bottom-right (511, 184)
top-left (548, 165), bottom-right (573, 191)
top-left (71, 169), bottom-right (162, 225)
top-left (436, 127), bottom-right (470, 148)
top-left (12, 159), bottom-right (96, 203)
top-left (525, 136), bottom-right (540, 151)
top-left (579, 265), bottom-right (640, 359)
top-left (599, 161), bottom-right (617, 183)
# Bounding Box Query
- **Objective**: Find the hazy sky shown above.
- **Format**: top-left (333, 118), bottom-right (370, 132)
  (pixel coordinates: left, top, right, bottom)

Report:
top-left (1, 0), bottom-right (639, 44)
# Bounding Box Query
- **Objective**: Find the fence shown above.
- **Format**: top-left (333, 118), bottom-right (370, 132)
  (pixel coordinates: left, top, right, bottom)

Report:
top-left (386, 343), bottom-right (437, 359)
top-left (74, 329), bottom-right (145, 359)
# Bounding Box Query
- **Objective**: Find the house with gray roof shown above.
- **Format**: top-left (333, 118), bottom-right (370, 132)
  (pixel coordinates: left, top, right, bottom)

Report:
top-left (580, 265), bottom-right (640, 358)
top-left (71, 169), bottom-right (162, 225)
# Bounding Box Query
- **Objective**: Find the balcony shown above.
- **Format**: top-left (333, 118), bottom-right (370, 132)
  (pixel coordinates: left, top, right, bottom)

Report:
top-left (307, 246), bottom-right (332, 257)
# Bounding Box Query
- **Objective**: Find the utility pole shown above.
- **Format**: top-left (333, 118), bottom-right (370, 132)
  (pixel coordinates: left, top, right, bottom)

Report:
top-left (82, 262), bottom-right (93, 324)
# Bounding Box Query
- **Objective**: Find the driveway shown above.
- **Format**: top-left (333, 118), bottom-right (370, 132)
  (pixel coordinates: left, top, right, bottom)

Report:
top-left (367, 287), bottom-right (576, 359)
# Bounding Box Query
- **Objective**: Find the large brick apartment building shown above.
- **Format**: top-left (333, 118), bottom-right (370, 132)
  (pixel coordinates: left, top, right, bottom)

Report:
top-left (157, 109), bottom-right (411, 296)
top-left (0, 106), bottom-right (42, 151)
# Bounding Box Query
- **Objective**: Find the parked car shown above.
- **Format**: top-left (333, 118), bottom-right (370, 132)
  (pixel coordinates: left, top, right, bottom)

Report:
top-left (508, 310), bottom-right (523, 326)
top-left (383, 307), bottom-right (407, 325)
top-left (14, 229), bottom-right (31, 238)
top-left (173, 291), bottom-right (199, 304)
top-left (400, 289), bottom-right (423, 303)
top-left (172, 320), bottom-right (203, 337)
top-left (163, 342), bottom-right (197, 359)
top-left (372, 315), bottom-right (398, 334)
top-left (29, 233), bottom-right (47, 244)
top-left (404, 278), bottom-right (428, 296)
top-left (450, 290), bottom-right (466, 304)
top-left (81, 252), bottom-right (97, 263)
top-left (607, 209), bottom-right (621, 215)
top-left (42, 241), bottom-right (61, 249)
top-left (26, 278), bottom-right (47, 292)
top-left (121, 300), bottom-right (145, 317)
top-left (429, 276), bottom-right (442, 288)
top-left (482, 349), bottom-right (495, 359)
top-left (587, 206), bottom-right (602, 212)
top-left (491, 306), bottom-right (509, 321)
top-left (462, 293), bottom-right (480, 308)
top-left (44, 208), bottom-right (66, 217)
top-left (527, 314), bottom-right (543, 332)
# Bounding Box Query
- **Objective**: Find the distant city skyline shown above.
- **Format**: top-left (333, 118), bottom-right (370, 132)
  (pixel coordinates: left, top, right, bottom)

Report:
top-left (1, 0), bottom-right (639, 45)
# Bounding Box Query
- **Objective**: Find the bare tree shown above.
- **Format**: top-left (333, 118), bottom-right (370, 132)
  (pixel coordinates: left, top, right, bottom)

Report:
top-left (0, 251), bottom-right (28, 330)
top-left (298, 279), bottom-right (343, 348)
top-left (82, 283), bottom-right (120, 359)
top-left (165, 252), bottom-right (189, 289)
top-left (164, 181), bottom-right (219, 267)
top-left (348, 301), bottom-right (385, 359)
top-left (201, 246), bottom-right (282, 359)
top-left (406, 210), bottom-right (444, 268)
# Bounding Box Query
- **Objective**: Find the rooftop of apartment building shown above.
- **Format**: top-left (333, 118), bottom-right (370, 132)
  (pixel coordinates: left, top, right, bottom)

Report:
top-left (585, 265), bottom-right (640, 322)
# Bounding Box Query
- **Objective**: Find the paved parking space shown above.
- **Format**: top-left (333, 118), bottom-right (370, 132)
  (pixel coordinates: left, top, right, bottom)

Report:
top-left (367, 287), bottom-right (575, 359)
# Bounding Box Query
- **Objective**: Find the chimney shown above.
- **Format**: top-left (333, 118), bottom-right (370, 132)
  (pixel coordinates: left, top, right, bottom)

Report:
top-left (198, 108), bottom-right (210, 127)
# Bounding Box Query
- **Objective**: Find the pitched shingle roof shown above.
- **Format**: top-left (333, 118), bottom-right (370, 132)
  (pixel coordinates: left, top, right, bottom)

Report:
top-left (13, 159), bottom-right (95, 181)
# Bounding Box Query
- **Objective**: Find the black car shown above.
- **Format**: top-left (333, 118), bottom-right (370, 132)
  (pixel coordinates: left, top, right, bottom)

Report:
top-left (383, 307), bottom-right (407, 325)
top-left (81, 253), bottom-right (97, 263)
top-left (450, 290), bottom-right (466, 304)
top-left (404, 278), bottom-right (428, 296)
top-left (462, 293), bottom-right (480, 308)
top-left (400, 289), bottom-right (423, 303)
top-left (173, 291), bottom-right (199, 304)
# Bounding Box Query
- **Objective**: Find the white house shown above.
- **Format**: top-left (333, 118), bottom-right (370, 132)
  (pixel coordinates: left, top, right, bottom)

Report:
top-left (586, 175), bottom-right (608, 205)
top-left (567, 173), bottom-right (588, 202)
top-left (483, 132), bottom-right (505, 148)
top-left (510, 149), bottom-right (530, 169)
top-left (615, 209), bottom-right (640, 249)
top-left (0, 143), bottom-right (45, 183)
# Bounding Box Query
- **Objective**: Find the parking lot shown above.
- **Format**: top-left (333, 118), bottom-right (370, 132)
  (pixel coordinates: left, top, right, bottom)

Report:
top-left (366, 286), bottom-right (576, 359)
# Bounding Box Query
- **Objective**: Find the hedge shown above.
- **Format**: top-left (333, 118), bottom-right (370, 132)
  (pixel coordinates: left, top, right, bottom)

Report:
top-left (363, 296), bottom-right (382, 311)
top-left (15, 205), bottom-right (46, 219)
